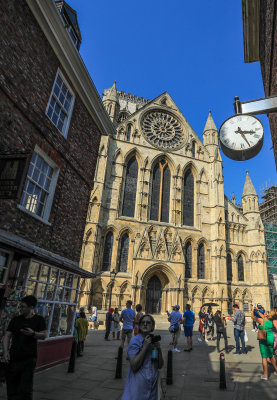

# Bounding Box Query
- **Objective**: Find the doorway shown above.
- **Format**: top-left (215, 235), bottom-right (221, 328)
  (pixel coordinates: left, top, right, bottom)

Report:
top-left (146, 275), bottom-right (162, 314)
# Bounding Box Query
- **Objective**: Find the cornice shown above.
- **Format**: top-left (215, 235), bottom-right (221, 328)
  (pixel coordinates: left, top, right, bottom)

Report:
top-left (26, 0), bottom-right (115, 137)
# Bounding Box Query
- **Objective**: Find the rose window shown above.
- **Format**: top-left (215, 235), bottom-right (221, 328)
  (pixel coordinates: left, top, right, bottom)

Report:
top-left (141, 111), bottom-right (185, 150)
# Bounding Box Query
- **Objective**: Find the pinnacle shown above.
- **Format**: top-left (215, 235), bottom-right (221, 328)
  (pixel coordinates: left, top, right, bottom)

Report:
top-left (242, 170), bottom-right (258, 197)
top-left (203, 110), bottom-right (217, 133)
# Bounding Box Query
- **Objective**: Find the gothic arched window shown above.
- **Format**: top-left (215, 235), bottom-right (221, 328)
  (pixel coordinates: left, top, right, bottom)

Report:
top-left (119, 233), bottom-right (129, 272)
top-left (227, 253), bottom-right (232, 281)
top-left (185, 242), bottom-right (192, 278)
top-left (197, 243), bottom-right (205, 279)
top-left (183, 169), bottom-right (194, 226)
top-left (191, 142), bottom-right (196, 157)
top-left (126, 124), bottom-right (132, 142)
top-left (237, 255), bottom-right (244, 281)
top-left (102, 231), bottom-right (113, 271)
top-left (122, 157), bottom-right (138, 217)
top-left (150, 160), bottom-right (171, 223)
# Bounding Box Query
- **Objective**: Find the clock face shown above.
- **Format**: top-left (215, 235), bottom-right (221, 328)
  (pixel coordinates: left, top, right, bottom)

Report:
top-left (219, 115), bottom-right (264, 161)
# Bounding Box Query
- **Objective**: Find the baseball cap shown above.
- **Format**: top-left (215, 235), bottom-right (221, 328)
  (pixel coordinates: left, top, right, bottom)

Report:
top-left (173, 305), bottom-right (180, 310)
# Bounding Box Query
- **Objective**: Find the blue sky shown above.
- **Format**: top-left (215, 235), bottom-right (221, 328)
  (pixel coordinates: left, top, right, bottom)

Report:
top-left (69, 0), bottom-right (276, 202)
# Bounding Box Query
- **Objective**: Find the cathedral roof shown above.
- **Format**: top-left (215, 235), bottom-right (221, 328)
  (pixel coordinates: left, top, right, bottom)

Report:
top-left (203, 110), bottom-right (218, 133)
top-left (242, 170), bottom-right (258, 197)
top-left (104, 81), bottom-right (118, 102)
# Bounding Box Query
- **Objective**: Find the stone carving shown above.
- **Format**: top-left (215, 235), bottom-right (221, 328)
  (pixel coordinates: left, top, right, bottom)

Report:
top-left (141, 111), bottom-right (185, 150)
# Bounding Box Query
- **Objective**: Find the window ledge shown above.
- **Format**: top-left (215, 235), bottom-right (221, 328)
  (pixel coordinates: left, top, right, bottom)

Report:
top-left (17, 205), bottom-right (52, 226)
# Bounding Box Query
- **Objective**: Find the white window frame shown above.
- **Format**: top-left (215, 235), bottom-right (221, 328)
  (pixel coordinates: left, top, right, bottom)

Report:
top-left (18, 145), bottom-right (59, 224)
top-left (45, 68), bottom-right (75, 138)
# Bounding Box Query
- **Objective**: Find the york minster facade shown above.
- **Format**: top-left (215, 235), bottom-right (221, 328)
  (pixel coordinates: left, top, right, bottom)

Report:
top-left (79, 82), bottom-right (270, 314)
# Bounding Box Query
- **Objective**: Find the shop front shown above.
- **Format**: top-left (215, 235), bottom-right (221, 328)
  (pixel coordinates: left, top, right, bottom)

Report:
top-left (0, 229), bottom-right (94, 370)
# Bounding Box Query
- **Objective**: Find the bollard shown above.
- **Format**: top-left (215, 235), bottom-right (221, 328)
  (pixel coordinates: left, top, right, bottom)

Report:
top-left (115, 346), bottom-right (123, 379)
top-left (67, 340), bottom-right (77, 373)
top-left (219, 352), bottom-right (227, 389)
top-left (166, 350), bottom-right (173, 385)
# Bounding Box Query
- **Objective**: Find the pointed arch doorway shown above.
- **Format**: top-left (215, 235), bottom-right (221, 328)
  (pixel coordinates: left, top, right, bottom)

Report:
top-left (146, 275), bottom-right (162, 314)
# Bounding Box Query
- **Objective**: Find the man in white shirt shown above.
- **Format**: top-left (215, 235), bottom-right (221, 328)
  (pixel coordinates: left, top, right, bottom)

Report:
top-left (90, 305), bottom-right (98, 330)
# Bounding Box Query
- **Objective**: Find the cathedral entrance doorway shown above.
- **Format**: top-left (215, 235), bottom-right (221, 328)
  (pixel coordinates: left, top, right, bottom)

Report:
top-left (146, 275), bottom-right (162, 314)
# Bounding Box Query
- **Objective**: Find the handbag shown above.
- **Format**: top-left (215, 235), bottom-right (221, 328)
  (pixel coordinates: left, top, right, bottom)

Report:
top-left (257, 319), bottom-right (267, 341)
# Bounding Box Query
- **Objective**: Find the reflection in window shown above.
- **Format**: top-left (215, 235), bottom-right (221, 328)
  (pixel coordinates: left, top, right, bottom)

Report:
top-left (119, 234), bottom-right (129, 272)
top-left (150, 160), bottom-right (171, 222)
top-left (122, 157), bottom-right (138, 217)
top-left (102, 232), bottom-right (113, 271)
top-left (197, 243), bottom-right (205, 279)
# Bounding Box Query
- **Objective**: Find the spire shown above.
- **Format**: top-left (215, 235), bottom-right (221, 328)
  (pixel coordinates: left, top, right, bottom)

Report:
top-left (105, 81), bottom-right (117, 102)
top-left (242, 170), bottom-right (258, 198)
top-left (203, 110), bottom-right (218, 148)
top-left (232, 192), bottom-right (236, 204)
top-left (203, 110), bottom-right (217, 134)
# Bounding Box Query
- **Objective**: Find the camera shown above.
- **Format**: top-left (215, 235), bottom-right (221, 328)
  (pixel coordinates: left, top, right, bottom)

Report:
top-left (149, 334), bottom-right (161, 343)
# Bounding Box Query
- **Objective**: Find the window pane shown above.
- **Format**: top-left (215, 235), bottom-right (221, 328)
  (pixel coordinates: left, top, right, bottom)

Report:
top-left (56, 286), bottom-right (64, 302)
top-left (227, 254), bottom-right (232, 281)
top-left (70, 290), bottom-right (77, 303)
top-left (60, 305), bottom-right (75, 335)
top-left (35, 303), bottom-right (52, 334)
top-left (122, 157), bottom-right (138, 217)
top-left (102, 232), bottom-right (113, 271)
top-left (49, 268), bottom-right (58, 285)
top-left (185, 242), bottom-right (192, 278)
top-left (119, 234), bottom-right (129, 272)
top-left (0, 252), bottom-right (9, 283)
top-left (161, 164), bottom-right (170, 222)
top-left (59, 271), bottom-right (67, 286)
top-left (50, 304), bottom-right (62, 337)
top-left (46, 284), bottom-right (55, 301)
top-left (40, 265), bottom-right (49, 282)
top-left (198, 244), bottom-right (205, 279)
top-left (72, 276), bottom-right (78, 289)
top-left (183, 170), bottom-right (194, 226)
top-left (64, 288), bottom-right (71, 302)
top-left (26, 280), bottom-right (37, 296)
top-left (66, 274), bottom-right (73, 287)
top-left (37, 283), bottom-right (46, 299)
top-left (150, 163), bottom-right (161, 221)
top-left (28, 262), bottom-right (40, 280)
top-left (238, 256), bottom-right (244, 281)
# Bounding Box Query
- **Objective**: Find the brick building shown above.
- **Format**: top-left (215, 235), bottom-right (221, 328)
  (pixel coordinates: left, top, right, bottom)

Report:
top-left (242, 0), bottom-right (277, 167)
top-left (0, 0), bottom-right (114, 369)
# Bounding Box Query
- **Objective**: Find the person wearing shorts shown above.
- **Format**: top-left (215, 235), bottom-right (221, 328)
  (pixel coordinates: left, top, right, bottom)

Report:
top-left (183, 304), bottom-right (195, 351)
top-left (90, 305), bottom-right (97, 330)
top-left (120, 300), bottom-right (136, 348)
top-left (168, 305), bottom-right (182, 352)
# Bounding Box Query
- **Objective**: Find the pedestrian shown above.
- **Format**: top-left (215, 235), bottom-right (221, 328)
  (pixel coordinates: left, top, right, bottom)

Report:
top-left (121, 314), bottom-right (163, 400)
top-left (206, 306), bottom-right (215, 340)
top-left (76, 306), bottom-right (85, 319)
top-left (168, 305), bottom-right (182, 352)
top-left (76, 310), bottom-right (89, 356)
top-left (182, 304), bottom-right (195, 352)
top-left (90, 305), bottom-right (98, 330)
top-left (120, 300), bottom-right (136, 348)
top-left (134, 304), bottom-right (143, 336)
top-left (3, 295), bottom-right (47, 400)
top-left (112, 308), bottom-right (121, 340)
top-left (272, 306), bottom-right (277, 355)
top-left (198, 306), bottom-right (207, 343)
top-left (214, 310), bottom-right (229, 353)
top-left (232, 304), bottom-right (247, 354)
top-left (105, 308), bottom-right (114, 341)
top-left (251, 305), bottom-right (277, 380)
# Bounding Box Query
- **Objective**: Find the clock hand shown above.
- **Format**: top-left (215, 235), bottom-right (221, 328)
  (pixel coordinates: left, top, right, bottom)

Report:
top-left (240, 131), bottom-right (251, 146)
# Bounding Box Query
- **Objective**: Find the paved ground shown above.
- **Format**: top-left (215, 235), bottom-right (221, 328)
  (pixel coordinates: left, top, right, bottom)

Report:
top-left (1, 319), bottom-right (277, 400)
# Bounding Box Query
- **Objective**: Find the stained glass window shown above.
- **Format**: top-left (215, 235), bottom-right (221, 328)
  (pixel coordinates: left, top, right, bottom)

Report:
top-left (150, 160), bottom-right (170, 222)
top-left (183, 170), bottom-right (194, 226)
top-left (119, 234), bottom-right (129, 272)
top-left (191, 142), bottom-right (195, 157)
top-left (227, 253), bottom-right (232, 281)
top-left (197, 243), bottom-right (205, 279)
top-left (237, 255), bottom-right (244, 281)
top-left (102, 232), bottom-right (113, 271)
top-left (126, 125), bottom-right (132, 141)
top-left (185, 242), bottom-right (192, 278)
top-left (122, 157), bottom-right (138, 217)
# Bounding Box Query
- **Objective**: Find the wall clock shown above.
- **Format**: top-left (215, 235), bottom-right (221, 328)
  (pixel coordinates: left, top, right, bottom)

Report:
top-left (219, 114), bottom-right (264, 161)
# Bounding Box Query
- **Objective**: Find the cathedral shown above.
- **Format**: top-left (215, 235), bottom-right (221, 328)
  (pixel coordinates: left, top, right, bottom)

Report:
top-left (79, 82), bottom-right (270, 315)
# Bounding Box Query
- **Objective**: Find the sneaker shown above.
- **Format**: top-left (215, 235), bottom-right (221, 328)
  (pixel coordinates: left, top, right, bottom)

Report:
top-left (184, 348), bottom-right (192, 352)
top-left (198, 338), bottom-right (202, 342)
top-left (233, 351), bottom-right (241, 355)
top-left (261, 375), bottom-right (268, 380)
top-left (274, 372), bottom-right (277, 376)
top-left (251, 329), bottom-right (256, 332)
top-left (172, 348), bottom-right (181, 353)
top-left (205, 339), bottom-right (209, 343)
